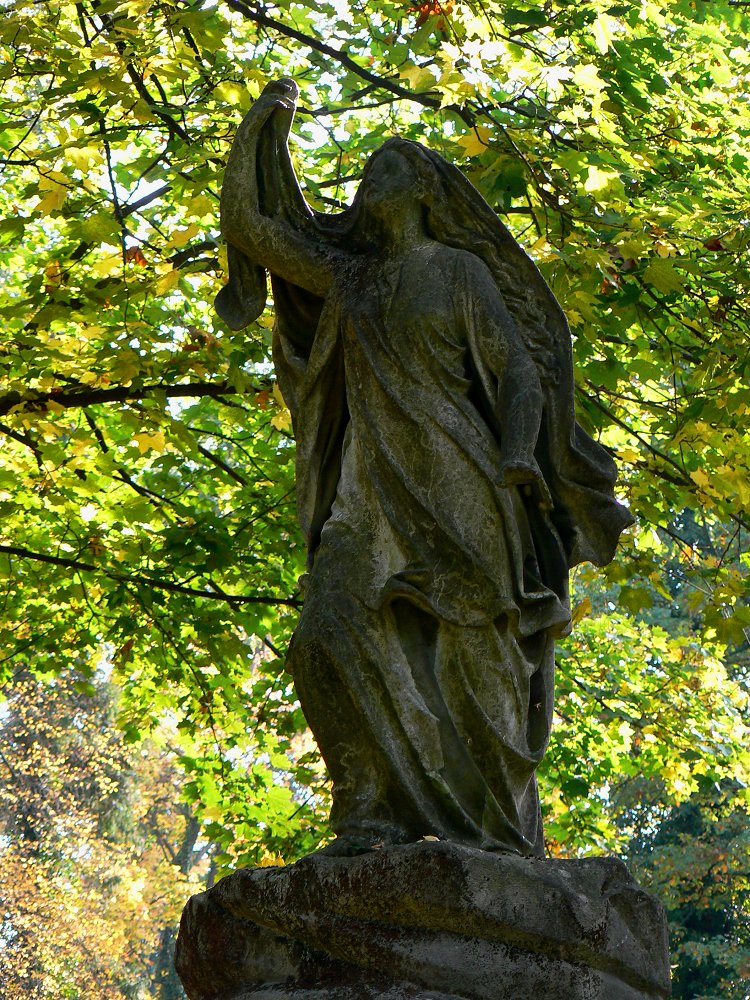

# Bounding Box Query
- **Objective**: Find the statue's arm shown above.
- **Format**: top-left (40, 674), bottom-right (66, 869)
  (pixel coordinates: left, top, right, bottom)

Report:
top-left (496, 349), bottom-right (544, 488)
top-left (220, 89), bottom-right (343, 298)
top-left (464, 257), bottom-right (545, 487)
top-left (223, 212), bottom-right (338, 299)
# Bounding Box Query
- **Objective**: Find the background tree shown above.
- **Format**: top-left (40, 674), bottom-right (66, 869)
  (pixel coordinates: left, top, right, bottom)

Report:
top-left (622, 784), bottom-right (750, 1000)
top-left (0, 667), bottom-right (209, 998)
top-left (1, 1), bottom-right (748, 995)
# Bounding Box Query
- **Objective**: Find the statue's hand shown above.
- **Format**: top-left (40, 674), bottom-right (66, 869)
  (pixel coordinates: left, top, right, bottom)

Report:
top-left (498, 459), bottom-right (554, 510)
top-left (237, 79), bottom-right (298, 139)
top-left (262, 78), bottom-right (299, 102)
top-left (498, 459), bottom-right (540, 487)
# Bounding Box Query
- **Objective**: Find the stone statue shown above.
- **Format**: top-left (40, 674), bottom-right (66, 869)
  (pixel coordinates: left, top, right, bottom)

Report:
top-left (175, 80), bottom-right (670, 1000)
top-left (216, 78), bottom-right (633, 858)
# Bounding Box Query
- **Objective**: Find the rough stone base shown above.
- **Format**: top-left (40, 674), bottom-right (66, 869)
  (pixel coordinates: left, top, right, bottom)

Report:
top-left (175, 841), bottom-right (671, 1000)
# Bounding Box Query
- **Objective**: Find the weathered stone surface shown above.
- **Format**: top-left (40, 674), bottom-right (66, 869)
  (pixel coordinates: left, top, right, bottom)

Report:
top-left (175, 841), bottom-right (670, 999)
top-left (212, 77), bottom-right (636, 858)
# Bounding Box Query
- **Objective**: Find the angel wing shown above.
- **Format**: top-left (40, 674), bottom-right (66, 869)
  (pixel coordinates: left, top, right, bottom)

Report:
top-left (392, 139), bottom-right (634, 565)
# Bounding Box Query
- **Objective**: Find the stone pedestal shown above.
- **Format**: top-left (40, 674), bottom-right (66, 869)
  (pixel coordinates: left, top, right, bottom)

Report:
top-left (175, 841), bottom-right (670, 999)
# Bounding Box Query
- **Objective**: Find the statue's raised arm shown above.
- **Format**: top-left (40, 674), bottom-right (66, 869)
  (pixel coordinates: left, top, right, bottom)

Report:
top-left (216, 78), bottom-right (348, 328)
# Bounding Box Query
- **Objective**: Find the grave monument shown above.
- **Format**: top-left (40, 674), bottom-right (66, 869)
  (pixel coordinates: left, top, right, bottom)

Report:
top-left (175, 78), bottom-right (671, 999)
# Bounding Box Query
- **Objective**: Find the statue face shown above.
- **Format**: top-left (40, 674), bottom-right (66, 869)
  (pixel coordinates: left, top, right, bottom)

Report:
top-left (360, 149), bottom-right (421, 222)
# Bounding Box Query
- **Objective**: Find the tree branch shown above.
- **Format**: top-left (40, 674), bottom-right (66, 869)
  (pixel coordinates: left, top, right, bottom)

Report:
top-left (0, 544), bottom-right (299, 608)
top-left (194, 442), bottom-right (249, 487)
top-left (83, 412), bottom-right (179, 519)
top-left (90, 0), bottom-right (192, 143)
top-left (0, 380), bottom-right (257, 418)
top-left (122, 183), bottom-right (171, 218)
top-left (223, 0), bottom-right (469, 118)
top-left (0, 422), bottom-right (43, 466)
top-left (579, 386), bottom-right (691, 480)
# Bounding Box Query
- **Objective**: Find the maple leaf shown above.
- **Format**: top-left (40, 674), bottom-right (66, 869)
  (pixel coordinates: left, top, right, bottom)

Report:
top-left (125, 246), bottom-right (148, 266)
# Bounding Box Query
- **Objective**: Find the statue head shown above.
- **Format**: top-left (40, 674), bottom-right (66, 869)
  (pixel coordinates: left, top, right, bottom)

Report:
top-left (352, 139), bottom-right (439, 238)
top-left (358, 149), bottom-right (421, 222)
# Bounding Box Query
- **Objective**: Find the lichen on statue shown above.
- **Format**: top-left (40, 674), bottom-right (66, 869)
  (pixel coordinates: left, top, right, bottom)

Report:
top-left (217, 78), bottom-right (633, 859)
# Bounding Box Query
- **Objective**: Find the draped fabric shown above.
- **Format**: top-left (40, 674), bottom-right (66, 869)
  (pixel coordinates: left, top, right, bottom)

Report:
top-left (216, 94), bottom-right (633, 855)
top-left (282, 246), bottom-right (568, 855)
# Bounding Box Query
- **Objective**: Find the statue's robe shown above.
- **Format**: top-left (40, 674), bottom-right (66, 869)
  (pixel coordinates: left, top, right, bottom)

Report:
top-left (271, 245), bottom-right (605, 856)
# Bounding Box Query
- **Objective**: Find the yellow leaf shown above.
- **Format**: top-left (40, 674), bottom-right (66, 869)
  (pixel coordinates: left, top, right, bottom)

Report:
top-left (457, 125), bottom-right (492, 157)
top-left (168, 223), bottom-right (200, 249)
top-left (39, 169), bottom-right (69, 189)
top-left (270, 383), bottom-right (292, 430)
top-left (213, 81), bottom-right (252, 109)
top-left (572, 63), bottom-right (606, 95)
top-left (584, 166), bottom-right (624, 196)
top-left (571, 597), bottom-right (592, 625)
top-left (37, 185), bottom-right (67, 215)
top-left (690, 468), bottom-right (710, 489)
top-left (258, 852), bottom-right (285, 868)
top-left (528, 236), bottom-right (557, 263)
top-left (218, 243), bottom-right (228, 278)
top-left (654, 241), bottom-right (675, 258)
top-left (134, 430), bottom-right (165, 454)
top-left (187, 194), bottom-right (214, 218)
top-left (67, 146), bottom-right (103, 171)
top-left (735, 479), bottom-right (750, 507)
top-left (399, 63), bottom-right (437, 92)
top-left (439, 79), bottom-right (474, 107)
top-left (154, 268), bottom-right (179, 294)
top-left (44, 261), bottom-right (63, 289)
top-left (91, 255), bottom-right (121, 278)
top-left (271, 410), bottom-right (291, 432)
top-left (592, 15), bottom-right (614, 54)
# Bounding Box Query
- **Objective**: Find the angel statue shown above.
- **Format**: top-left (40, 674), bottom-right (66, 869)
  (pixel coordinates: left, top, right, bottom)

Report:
top-left (217, 78), bottom-right (633, 860)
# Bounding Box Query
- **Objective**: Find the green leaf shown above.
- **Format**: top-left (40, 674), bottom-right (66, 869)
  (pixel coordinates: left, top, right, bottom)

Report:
top-left (642, 257), bottom-right (686, 294)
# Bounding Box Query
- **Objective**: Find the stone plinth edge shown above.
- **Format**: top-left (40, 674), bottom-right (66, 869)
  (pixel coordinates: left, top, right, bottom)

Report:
top-left (175, 841), bottom-right (671, 1000)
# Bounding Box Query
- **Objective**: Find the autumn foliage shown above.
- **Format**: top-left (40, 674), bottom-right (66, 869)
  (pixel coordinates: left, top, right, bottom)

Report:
top-left (1, 0), bottom-right (749, 995)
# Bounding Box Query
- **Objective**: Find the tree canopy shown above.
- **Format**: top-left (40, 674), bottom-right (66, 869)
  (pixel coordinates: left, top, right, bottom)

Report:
top-left (1, 1), bottom-right (749, 995)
